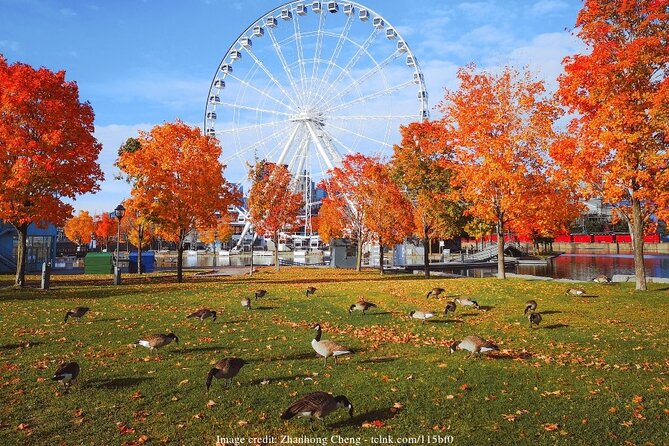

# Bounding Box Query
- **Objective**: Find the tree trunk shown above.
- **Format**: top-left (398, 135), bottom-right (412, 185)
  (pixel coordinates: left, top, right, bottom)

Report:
top-left (497, 219), bottom-right (506, 279)
top-left (249, 231), bottom-right (254, 276)
top-left (355, 228), bottom-right (363, 272)
top-left (177, 229), bottom-right (185, 283)
top-left (423, 225), bottom-right (430, 278)
top-left (14, 223), bottom-right (28, 287)
top-left (274, 232), bottom-right (280, 272)
top-left (379, 238), bottom-right (384, 275)
top-left (629, 198), bottom-right (647, 291)
top-left (137, 225), bottom-right (143, 275)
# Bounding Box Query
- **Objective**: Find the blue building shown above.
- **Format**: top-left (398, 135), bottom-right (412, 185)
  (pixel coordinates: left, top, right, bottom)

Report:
top-left (0, 222), bottom-right (58, 274)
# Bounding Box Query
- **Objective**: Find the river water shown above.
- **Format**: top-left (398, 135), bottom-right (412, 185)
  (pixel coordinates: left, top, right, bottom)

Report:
top-left (153, 251), bottom-right (669, 282)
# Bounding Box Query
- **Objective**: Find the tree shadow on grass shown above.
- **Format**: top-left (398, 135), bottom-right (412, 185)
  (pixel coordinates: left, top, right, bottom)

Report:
top-left (329, 407), bottom-right (400, 428)
top-left (490, 350), bottom-right (533, 360)
top-left (543, 323), bottom-right (570, 330)
top-left (86, 376), bottom-right (154, 389)
top-left (253, 306), bottom-right (277, 310)
top-left (429, 319), bottom-right (463, 324)
top-left (358, 356), bottom-right (400, 364)
top-left (175, 346), bottom-right (227, 354)
top-left (479, 305), bottom-right (495, 311)
top-left (0, 341), bottom-right (42, 350)
top-left (275, 352), bottom-right (320, 361)
top-left (540, 310), bottom-right (562, 315)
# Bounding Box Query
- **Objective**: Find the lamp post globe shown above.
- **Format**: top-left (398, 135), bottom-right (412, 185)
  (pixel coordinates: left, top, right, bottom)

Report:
top-left (114, 203), bottom-right (125, 285)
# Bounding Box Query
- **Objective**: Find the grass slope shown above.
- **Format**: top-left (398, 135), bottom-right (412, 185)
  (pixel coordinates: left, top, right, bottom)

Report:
top-left (1, 268), bottom-right (668, 445)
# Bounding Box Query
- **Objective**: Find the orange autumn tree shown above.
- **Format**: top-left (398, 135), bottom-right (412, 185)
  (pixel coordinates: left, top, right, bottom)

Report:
top-left (0, 56), bottom-right (103, 286)
top-left (116, 120), bottom-right (238, 282)
top-left (317, 154), bottom-right (381, 272)
top-left (94, 212), bottom-right (115, 251)
top-left (360, 160), bottom-right (414, 275)
top-left (247, 161), bottom-right (302, 271)
top-left (555, 0), bottom-right (669, 291)
top-left (438, 64), bottom-right (563, 279)
top-left (64, 211), bottom-right (95, 248)
top-left (121, 198), bottom-right (155, 274)
top-left (391, 121), bottom-right (466, 278)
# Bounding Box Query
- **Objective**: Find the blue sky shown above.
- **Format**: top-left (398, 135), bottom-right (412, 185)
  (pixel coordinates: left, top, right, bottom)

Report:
top-left (1, 0), bottom-right (584, 216)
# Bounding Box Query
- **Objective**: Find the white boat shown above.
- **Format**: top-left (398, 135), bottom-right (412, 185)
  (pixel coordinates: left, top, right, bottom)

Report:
top-left (294, 250), bottom-right (307, 257)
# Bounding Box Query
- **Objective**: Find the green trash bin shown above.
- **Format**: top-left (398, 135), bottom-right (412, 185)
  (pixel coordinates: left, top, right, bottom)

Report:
top-left (84, 252), bottom-right (114, 274)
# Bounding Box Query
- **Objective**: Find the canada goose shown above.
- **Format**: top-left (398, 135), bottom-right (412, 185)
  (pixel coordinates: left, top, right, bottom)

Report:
top-left (348, 301), bottom-right (377, 315)
top-left (52, 361), bottom-right (80, 391)
top-left (311, 324), bottom-right (351, 365)
top-left (306, 287), bottom-right (317, 297)
top-left (64, 307), bottom-right (89, 322)
top-left (281, 391), bottom-right (353, 424)
top-left (186, 309), bottom-right (217, 322)
top-left (135, 333), bottom-right (179, 354)
top-left (565, 287), bottom-right (586, 296)
top-left (426, 287), bottom-right (446, 299)
top-left (593, 275), bottom-right (611, 284)
top-left (241, 297), bottom-right (251, 310)
top-left (528, 312), bottom-right (542, 328)
top-left (450, 335), bottom-right (499, 358)
top-left (444, 301), bottom-right (457, 316)
top-left (206, 358), bottom-right (248, 392)
top-left (254, 289), bottom-right (267, 300)
top-left (409, 310), bottom-right (435, 324)
top-left (454, 297), bottom-right (480, 310)
top-left (524, 300), bottom-right (537, 315)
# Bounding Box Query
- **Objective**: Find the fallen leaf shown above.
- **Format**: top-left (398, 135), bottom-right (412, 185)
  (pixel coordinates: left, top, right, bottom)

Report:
top-left (131, 391), bottom-right (143, 400)
top-left (17, 423), bottom-right (30, 430)
top-left (632, 395), bottom-right (643, 403)
top-left (260, 379), bottom-right (270, 385)
top-left (460, 383), bottom-right (471, 391)
top-left (116, 422), bottom-right (136, 435)
top-left (237, 420), bottom-right (248, 426)
top-left (192, 412), bottom-right (205, 420)
top-left (609, 407), bottom-right (618, 414)
top-left (544, 423), bottom-right (559, 432)
top-left (446, 395), bottom-right (454, 400)
top-left (206, 400), bottom-right (217, 408)
top-left (178, 379), bottom-right (189, 387)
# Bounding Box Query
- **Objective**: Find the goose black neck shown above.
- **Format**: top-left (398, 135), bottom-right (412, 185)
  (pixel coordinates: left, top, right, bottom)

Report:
top-left (314, 327), bottom-right (322, 342)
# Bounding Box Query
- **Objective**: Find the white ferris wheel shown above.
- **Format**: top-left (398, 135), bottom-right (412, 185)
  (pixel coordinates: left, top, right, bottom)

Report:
top-left (204, 1), bottom-right (428, 240)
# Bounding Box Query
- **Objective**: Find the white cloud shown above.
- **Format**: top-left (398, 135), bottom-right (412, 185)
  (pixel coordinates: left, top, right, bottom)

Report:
top-left (0, 40), bottom-right (20, 52)
top-left (59, 8), bottom-right (76, 17)
top-left (531, 0), bottom-right (569, 16)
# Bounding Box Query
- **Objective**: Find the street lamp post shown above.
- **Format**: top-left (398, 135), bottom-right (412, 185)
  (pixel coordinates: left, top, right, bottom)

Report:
top-left (113, 204), bottom-right (126, 285)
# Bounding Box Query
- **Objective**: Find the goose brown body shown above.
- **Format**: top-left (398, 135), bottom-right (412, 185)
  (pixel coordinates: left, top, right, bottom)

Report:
top-left (409, 310), bottom-right (435, 323)
top-left (52, 361), bottom-right (80, 390)
top-left (135, 333), bottom-right (179, 352)
top-left (450, 335), bottom-right (499, 358)
top-left (254, 289), bottom-right (267, 300)
top-left (426, 287), bottom-right (446, 299)
top-left (524, 300), bottom-right (537, 315)
top-left (306, 287), bottom-right (317, 297)
top-left (348, 301), bottom-right (376, 315)
top-left (311, 324), bottom-right (351, 365)
top-left (64, 307), bottom-right (89, 322)
top-left (280, 391), bottom-right (353, 420)
top-left (528, 312), bottom-right (542, 328)
top-left (187, 309), bottom-right (217, 321)
top-left (444, 301), bottom-right (457, 315)
top-left (206, 358), bottom-right (248, 391)
top-left (241, 297), bottom-right (251, 310)
top-left (566, 287), bottom-right (586, 296)
top-left (455, 297), bottom-right (480, 310)
top-left (593, 275), bottom-right (611, 283)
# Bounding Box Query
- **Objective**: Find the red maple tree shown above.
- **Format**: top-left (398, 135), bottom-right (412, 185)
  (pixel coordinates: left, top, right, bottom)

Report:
top-left (0, 56), bottom-right (103, 285)
top-left (555, 0), bottom-right (669, 290)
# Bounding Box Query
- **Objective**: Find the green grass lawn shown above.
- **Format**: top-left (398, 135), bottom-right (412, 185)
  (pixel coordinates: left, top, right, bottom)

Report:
top-left (1, 268), bottom-right (668, 445)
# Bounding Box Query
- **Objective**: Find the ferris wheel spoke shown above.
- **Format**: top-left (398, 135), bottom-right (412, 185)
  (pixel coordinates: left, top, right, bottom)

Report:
top-left (216, 119), bottom-right (291, 135)
top-left (319, 26), bottom-right (382, 101)
top-left (276, 124), bottom-right (301, 166)
top-left (320, 126), bottom-right (360, 157)
top-left (227, 73), bottom-right (294, 111)
top-left (317, 13), bottom-right (356, 103)
top-left (321, 50), bottom-right (405, 110)
top-left (325, 121), bottom-right (393, 148)
top-left (329, 114), bottom-right (418, 121)
top-left (222, 124), bottom-right (293, 163)
top-left (305, 121), bottom-right (339, 172)
top-left (309, 8), bottom-right (328, 86)
top-left (325, 79), bottom-right (416, 114)
top-left (291, 10), bottom-right (308, 95)
top-left (215, 100), bottom-right (293, 117)
top-left (265, 26), bottom-right (303, 104)
top-left (242, 47), bottom-right (301, 109)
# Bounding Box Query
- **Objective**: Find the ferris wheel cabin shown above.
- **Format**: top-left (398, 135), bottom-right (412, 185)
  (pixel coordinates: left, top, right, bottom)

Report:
top-left (385, 28), bottom-right (397, 39)
top-left (206, 128), bottom-right (215, 136)
top-left (373, 17), bottom-right (384, 29)
top-left (206, 112), bottom-right (217, 120)
top-left (327, 2), bottom-right (339, 13)
top-left (281, 9), bottom-right (293, 20)
top-left (358, 8), bottom-right (369, 20)
top-left (266, 16), bottom-right (278, 27)
top-left (413, 72), bottom-right (424, 83)
top-left (220, 64), bottom-right (233, 74)
top-left (209, 95), bottom-right (220, 104)
top-left (296, 3), bottom-right (308, 15)
top-left (312, 1), bottom-right (322, 13)
top-left (230, 50), bottom-right (242, 61)
top-left (213, 79), bottom-right (225, 89)
top-left (343, 3), bottom-right (354, 15)
top-left (240, 37), bottom-right (252, 48)
top-left (397, 41), bottom-right (407, 53)
top-left (252, 25), bottom-right (264, 37)
top-left (406, 55), bottom-right (416, 67)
